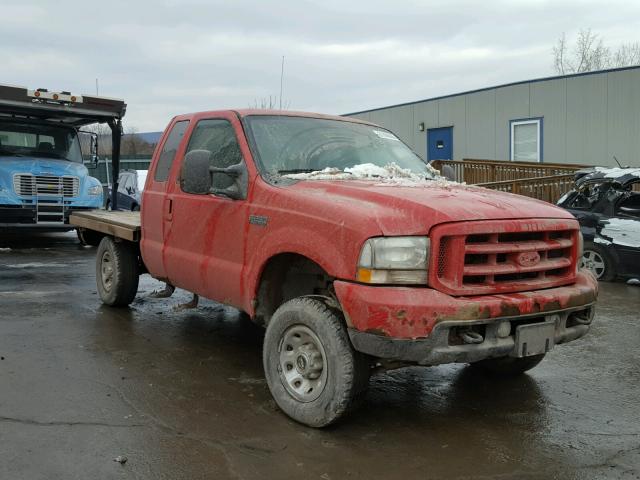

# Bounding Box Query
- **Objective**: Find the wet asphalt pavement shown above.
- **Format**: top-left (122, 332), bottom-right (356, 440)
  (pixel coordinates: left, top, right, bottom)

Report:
top-left (0, 231), bottom-right (639, 480)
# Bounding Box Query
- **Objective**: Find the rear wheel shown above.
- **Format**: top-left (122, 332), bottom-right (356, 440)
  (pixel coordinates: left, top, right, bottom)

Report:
top-left (263, 297), bottom-right (370, 427)
top-left (580, 244), bottom-right (616, 281)
top-left (96, 236), bottom-right (139, 307)
top-left (471, 354), bottom-right (546, 376)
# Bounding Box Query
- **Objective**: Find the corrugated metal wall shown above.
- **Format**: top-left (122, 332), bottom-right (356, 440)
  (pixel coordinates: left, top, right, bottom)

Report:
top-left (347, 67), bottom-right (640, 167)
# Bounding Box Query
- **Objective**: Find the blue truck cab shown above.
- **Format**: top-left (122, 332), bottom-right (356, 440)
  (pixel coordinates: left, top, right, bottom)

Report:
top-left (0, 84), bottom-right (126, 230)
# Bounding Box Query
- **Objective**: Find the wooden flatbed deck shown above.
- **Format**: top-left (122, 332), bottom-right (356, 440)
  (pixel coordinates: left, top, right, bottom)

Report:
top-left (70, 210), bottom-right (141, 242)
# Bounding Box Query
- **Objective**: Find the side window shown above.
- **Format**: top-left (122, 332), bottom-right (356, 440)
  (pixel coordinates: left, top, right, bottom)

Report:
top-left (183, 119), bottom-right (243, 190)
top-left (154, 120), bottom-right (189, 182)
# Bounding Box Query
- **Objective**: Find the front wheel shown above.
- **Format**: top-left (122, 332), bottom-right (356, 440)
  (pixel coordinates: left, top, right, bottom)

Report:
top-left (263, 297), bottom-right (370, 427)
top-left (471, 354), bottom-right (546, 376)
top-left (96, 236), bottom-right (139, 307)
top-left (580, 244), bottom-right (616, 281)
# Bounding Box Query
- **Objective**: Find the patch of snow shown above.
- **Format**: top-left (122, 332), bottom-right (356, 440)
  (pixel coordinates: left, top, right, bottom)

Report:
top-left (593, 237), bottom-right (612, 246)
top-left (593, 167), bottom-right (640, 179)
top-left (282, 162), bottom-right (461, 188)
top-left (600, 218), bottom-right (640, 248)
top-left (3, 262), bottom-right (68, 268)
top-left (556, 192), bottom-right (571, 205)
top-left (627, 278), bottom-right (640, 286)
top-left (136, 170), bottom-right (148, 191)
top-left (0, 248), bottom-right (11, 253)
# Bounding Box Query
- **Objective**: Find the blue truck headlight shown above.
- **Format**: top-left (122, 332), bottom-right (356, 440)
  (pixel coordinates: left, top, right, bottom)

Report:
top-left (88, 185), bottom-right (102, 196)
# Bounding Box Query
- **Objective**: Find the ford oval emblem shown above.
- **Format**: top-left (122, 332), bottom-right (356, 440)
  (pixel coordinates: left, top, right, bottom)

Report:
top-left (517, 251), bottom-right (541, 267)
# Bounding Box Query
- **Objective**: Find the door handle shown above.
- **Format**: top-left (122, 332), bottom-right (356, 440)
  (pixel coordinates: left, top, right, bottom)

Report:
top-left (164, 198), bottom-right (173, 221)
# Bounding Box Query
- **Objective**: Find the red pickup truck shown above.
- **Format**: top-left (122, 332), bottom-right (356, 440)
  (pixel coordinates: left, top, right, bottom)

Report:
top-left (72, 109), bottom-right (598, 427)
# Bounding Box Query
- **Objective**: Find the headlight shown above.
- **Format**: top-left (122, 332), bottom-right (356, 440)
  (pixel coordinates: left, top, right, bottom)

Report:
top-left (88, 185), bottom-right (102, 196)
top-left (357, 236), bottom-right (429, 285)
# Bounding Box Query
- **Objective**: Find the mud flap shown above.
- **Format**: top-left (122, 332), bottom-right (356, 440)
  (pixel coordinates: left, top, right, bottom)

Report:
top-left (511, 320), bottom-right (556, 358)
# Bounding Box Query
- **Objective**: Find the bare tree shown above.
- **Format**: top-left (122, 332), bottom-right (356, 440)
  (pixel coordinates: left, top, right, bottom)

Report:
top-left (553, 29), bottom-right (640, 74)
top-left (250, 95), bottom-right (291, 110)
top-left (613, 42), bottom-right (640, 67)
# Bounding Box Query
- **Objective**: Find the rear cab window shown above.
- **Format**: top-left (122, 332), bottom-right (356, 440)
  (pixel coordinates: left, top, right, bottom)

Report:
top-left (154, 120), bottom-right (189, 182)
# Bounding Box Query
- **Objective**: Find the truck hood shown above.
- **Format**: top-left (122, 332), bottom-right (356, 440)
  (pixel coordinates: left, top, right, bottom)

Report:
top-left (0, 156), bottom-right (89, 178)
top-left (288, 179), bottom-right (575, 235)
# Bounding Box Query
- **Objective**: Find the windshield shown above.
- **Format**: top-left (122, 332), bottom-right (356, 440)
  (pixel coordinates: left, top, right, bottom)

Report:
top-left (0, 122), bottom-right (83, 162)
top-left (245, 115), bottom-right (437, 180)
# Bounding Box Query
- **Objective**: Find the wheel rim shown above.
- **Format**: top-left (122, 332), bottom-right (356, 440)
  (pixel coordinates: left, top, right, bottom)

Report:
top-left (278, 325), bottom-right (327, 402)
top-left (580, 250), bottom-right (606, 279)
top-left (101, 250), bottom-right (114, 292)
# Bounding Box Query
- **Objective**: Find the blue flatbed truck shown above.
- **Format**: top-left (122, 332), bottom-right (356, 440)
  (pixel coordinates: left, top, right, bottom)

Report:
top-left (0, 84), bottom-right (126, 241)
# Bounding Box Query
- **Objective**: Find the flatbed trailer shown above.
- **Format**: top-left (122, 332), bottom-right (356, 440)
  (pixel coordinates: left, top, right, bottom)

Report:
top-left (70, 209), bottom-right (145, 307)
top-left (71, 210), bottom-right (141, 242)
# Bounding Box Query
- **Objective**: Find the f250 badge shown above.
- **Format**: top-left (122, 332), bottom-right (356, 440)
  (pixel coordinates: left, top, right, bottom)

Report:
top-left (516, 251), bottom-right (541, 267)
top-left (249, 215), bottom-right (268, 227)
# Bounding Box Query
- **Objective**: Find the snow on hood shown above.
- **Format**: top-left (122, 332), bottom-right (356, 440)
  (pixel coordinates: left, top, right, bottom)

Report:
top-left (598, 218), bottom-right (640, 248)
top-left (282, 162), bottom-right (459, 188)
top-left (286, 171), bottom-right (574, 235)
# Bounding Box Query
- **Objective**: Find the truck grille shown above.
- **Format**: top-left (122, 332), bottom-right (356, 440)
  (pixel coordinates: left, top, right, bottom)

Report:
top-left (430, 219), bottom-right (579, 296)
top-left (13, 174), bottom-right (80, 197)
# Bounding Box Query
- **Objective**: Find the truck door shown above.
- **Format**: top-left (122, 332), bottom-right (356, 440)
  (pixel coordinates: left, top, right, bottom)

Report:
top-left (140, 118), bottom-right (190, 279)
top-left (162, 114), bottom-right (250, 307)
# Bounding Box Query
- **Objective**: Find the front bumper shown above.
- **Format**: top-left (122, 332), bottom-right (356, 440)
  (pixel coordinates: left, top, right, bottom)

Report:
top-left (334, 271), bottom-right (598, 365)
top-left (0, 205), bottom-right (96, 228)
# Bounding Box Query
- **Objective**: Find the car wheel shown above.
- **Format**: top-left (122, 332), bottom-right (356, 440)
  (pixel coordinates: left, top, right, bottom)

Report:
top-left (471, 354), bottom-right (546, 376)
top-left (580, 244), bottom-right (616, 281)
top-left (263, 297), bottom-right (371, 427)
top-left (96, 236), bottom-right (139, 307)
top-left (132, 204), bottom-right (140, 212)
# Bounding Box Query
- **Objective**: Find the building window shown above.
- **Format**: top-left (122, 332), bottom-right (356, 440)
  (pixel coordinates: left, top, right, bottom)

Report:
top-left (510, 118), bottom-right (542, 162)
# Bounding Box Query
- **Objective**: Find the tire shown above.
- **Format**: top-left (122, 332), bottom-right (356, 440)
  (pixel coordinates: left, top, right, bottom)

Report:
top-left (96, 236), bottom-right (139, 307)
top-left (471, 354), bottom-right (545, 376)
top-left (263, 297), bottom-right (370, 427)
top-left (132, 204), bottom-right (140, 212)
top-left (580, 243), bottom-right (616, 281)
top-left (76, 228), bottom-right (104, 247)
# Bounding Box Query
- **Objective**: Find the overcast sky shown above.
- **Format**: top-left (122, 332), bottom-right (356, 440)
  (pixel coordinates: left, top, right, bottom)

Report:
top-left (2, 0), bottom-right (639, 131)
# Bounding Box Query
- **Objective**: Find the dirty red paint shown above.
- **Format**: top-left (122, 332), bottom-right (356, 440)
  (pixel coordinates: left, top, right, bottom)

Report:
top-left (138, 109), bottom-right (596, 335)
top-left (334, 272), bottom-right (597, 339)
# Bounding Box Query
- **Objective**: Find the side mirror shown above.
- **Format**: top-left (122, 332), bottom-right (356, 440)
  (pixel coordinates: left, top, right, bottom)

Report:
top-left (79, 131), bottom-right (100, 168)
top-left (91, 133), bottom-right (99, 168)
top-left (211, 162), bottom-right (248, 200)
top-left (181, 149), bottom-right (248, 200)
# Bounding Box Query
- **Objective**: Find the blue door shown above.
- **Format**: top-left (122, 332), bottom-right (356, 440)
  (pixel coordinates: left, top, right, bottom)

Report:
top-left (427, 127), bottom-right (453, 161)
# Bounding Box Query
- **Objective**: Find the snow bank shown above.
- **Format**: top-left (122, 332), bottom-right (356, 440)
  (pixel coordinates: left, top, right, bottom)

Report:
top-left (282, 162), bottom-right (461, 188)
top-left (0, 248), bottom-right (11, 253)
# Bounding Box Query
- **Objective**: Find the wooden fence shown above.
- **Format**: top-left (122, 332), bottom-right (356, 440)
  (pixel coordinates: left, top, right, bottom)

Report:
top-left (431, 158), bottom-right (587, 184)
top-left (475, 174), bottom-right (576, 204)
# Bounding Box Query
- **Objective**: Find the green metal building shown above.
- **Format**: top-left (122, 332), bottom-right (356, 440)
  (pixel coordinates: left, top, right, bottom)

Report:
top-left (346, 66), bottom-right (640, 167)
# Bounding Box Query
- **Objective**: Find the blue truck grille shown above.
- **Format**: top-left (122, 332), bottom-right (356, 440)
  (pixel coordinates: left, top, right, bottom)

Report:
top-left (13, 174), bottom-right (79, 198)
